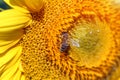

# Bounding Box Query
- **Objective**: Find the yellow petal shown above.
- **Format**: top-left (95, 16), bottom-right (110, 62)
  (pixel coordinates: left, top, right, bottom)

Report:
top-left (0, 40), bottom-right (14, 46)
top-left (0, 9), bottom-right (31, 49)
top-left (0, 56), bottom-right (20, 80)
top-left (4, 0), bottom-right (29, 13)
top-left (0, 29), bottom-right (23, 40)
top-left (0, 39), bottom-right (21, 54)
top-left (0, 46), bottom-right (21, 69)
top-left (12, 68), bottom-right (21, 80)
top-left (2, 46), bottom-right (22, 72)
top-left (21, 74), bottom-right (26, 80)
top-left (24, 0), bottom-right (44, 12)
top-left (19, 60), bottom-right (24, 72)
top-left (0, 9), bottom-right (31, 30)
top-left (0, 30), bottom-right (23, 54)
top-left (4, 0), bottom-right (44, 12)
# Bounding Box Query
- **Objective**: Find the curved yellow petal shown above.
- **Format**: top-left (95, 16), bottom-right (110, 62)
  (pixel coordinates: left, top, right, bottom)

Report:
top-left (4, 0), bottom-right (44, 12)
top-left (1, 46), bottom-right (22, 71)
top-left (4, 0), bottom-right (29, 13)
top-left (24, 0), bottom-right (44, 12)
top-left (0, 30), bottom-right (23, 54)
top-left (19, 60), bottom-right (24, 72)
top-left (0, 58), bottom-right (20, 80)
top-left (10, 68), bottom-right (21, 80)
top-left (0, 3), bottom-right (31, 80)
top-left (21, 74), bottom-right (26, 80)
top-left (0, 40), bottom-right (14, 46)
top-left (0, 39), bottom-right (20, 54)
top-left (7, 52), bottom-right (23, 80)
top-left (0, 9), bottom-right (31, 30)
top-left (0, 9), bottom-right (31, 54)
top-left (0, 46), bottom-right (22, 80)
top-left (10, 60), bottom-right (25, 80)
top-left (0, 29), bottom-right (23, 40)
top-left (0, 46), bottom-right (21, 68)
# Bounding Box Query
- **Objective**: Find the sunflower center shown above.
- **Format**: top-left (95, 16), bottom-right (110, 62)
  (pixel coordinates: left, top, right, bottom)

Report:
top-left (69, 23), bottom-right (100, 53)
top-left (61, 18), bottom-right (114, 67)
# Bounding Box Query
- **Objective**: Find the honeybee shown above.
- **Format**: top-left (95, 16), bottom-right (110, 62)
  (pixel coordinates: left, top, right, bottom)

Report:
top-left (60, 32), bottom-right (70, 53)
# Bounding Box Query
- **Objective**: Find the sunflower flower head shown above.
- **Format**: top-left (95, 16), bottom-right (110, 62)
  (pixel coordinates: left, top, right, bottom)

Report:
top-left (0, 0), bottom-right (120, 80)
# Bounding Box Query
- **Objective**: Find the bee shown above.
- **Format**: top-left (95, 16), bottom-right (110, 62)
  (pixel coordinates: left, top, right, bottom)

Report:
top-left (60, 32), bottom-right (70, 53)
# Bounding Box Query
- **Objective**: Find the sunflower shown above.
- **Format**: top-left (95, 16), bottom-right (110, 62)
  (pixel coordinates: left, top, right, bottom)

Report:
top-left (0, 0), bottom-right (120, 80)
